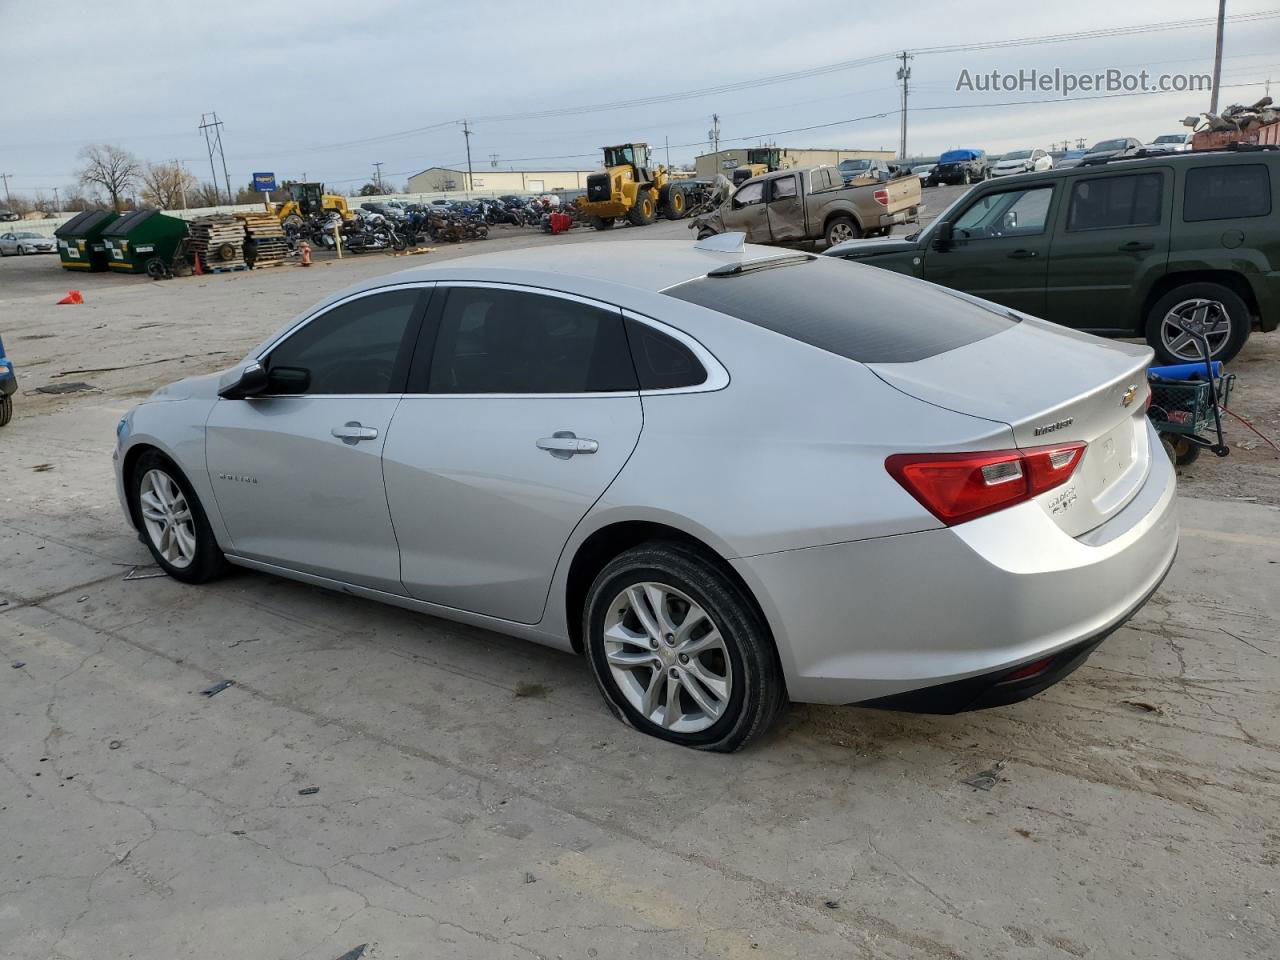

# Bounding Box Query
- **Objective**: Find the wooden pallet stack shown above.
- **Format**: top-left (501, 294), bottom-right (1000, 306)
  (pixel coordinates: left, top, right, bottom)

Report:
top-left (236, 212), bottom-right (289, 267)
top-left (188, 215), bottom-right (245, 270)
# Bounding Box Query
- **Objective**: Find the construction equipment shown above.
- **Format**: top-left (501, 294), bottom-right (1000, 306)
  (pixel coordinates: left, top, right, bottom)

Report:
top-left (731, 148), bottom-right (783, 185)
top-left (578, 143), bottom-right (690, 231)
top-left (275, 181), bottom-right (353, 229)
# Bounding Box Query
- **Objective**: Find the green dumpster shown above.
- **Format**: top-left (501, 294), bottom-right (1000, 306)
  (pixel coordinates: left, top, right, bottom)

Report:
top-left (101, 210), bottom-right (189, 277)
top-left (54, 209), bottom-right (119, 272)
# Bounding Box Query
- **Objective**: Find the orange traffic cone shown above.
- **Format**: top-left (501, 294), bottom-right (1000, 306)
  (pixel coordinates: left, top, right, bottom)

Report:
top-left (193, 252), bottom-right (203, 276)
top-left (56, 290), bottom-right (84, 305)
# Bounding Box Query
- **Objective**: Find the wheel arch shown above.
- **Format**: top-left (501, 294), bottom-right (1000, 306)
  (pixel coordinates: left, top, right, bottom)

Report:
top-left (562, 519), bottom-right (771, 660)
top-left (1140, 270), bottom-right (1260, 336)
top-left (822, 208), bottom-right (863, 236)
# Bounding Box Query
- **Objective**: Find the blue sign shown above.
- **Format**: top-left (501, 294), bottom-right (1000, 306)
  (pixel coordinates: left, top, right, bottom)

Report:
top-left (252, 172), bottom-right (277, 192)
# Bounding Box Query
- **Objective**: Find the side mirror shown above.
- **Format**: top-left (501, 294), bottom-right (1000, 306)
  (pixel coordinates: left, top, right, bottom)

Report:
top-left (267, 366), bottom-right (311, 394)
top-left (932, 222), bottom-right (954, 250)
top-left (218, 361), bottom-right (268, 399)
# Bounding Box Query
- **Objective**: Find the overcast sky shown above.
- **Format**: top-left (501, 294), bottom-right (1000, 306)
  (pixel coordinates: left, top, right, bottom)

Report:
top-left (2, 0), bottom-right (1277, 198)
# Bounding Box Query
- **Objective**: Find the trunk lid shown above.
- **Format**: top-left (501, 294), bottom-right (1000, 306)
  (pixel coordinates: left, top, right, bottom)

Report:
top-left (868, 317), bottom-right (1153, 537)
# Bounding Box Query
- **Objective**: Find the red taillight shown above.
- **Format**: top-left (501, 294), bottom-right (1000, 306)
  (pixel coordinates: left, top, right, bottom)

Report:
top-left (886, 442), bottom-right (1086, 526)
top-left (872, 188), bottom-right (889, 206)
top-left (1001, 656), bottom-right (1054, 683)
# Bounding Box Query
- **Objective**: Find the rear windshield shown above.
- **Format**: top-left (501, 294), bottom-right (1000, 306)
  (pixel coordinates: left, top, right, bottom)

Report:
top-left (1002, 150), bottom-right (1032, 160)
top-left (664, 257), bottom-right (1016, 364)
top-left (1091, 139), bottom-right (1127, 152)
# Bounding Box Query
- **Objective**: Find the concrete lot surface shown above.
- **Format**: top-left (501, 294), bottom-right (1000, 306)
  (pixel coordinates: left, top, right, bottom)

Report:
top-left (2, 209), bottom-right (1278, 959)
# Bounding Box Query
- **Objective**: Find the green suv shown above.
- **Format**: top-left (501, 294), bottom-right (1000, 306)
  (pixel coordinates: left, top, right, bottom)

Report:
top-left (826, 147), bottom-right (1277, 362)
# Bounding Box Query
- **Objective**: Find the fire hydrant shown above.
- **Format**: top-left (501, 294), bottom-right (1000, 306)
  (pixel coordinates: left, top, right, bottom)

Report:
top-left (300, 241), bottom-right (312, 267)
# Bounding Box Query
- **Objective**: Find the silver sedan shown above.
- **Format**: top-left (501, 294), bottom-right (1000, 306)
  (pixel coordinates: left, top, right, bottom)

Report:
top-left (113, 238), bottom-right (1178, 751)
top-left (0, 231), bottom-right (56, 255)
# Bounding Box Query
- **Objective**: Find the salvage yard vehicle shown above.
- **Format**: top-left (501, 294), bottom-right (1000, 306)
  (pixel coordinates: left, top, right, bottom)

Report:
top-left (0, 231), bottom-right (55, 255)
top-left (113, 238), bottom-right (1177, 752)
top-left (928, 148), bottom-right (989, 185)
top-left (692, 165), bottom-right (921, 246)
top-left (826, 146), bottom-right (1280, 363)
top-left (276, 181), bottom-right (354, 230)
top-left (991, 148), bottom-right (1053, 177)
top-left (1079, 137), bottom-right (1143, 166)
top-left (579, 142), bottom-right (690, 229)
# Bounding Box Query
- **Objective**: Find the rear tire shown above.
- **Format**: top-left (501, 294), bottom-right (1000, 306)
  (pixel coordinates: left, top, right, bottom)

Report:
top-left (824, 215), bottom-right (861, 247)
top-left (584, 541), bottom-right (784, 752)
top-left (129, 450), bottom-right (227, 584)
top-left (626, 190), bottom-right (657, 226)
top-left (0, 394), bottom-right (12, 427)
top-left (1171, 435), bottom-right (1202, 466)
top-left (696, 226), bottom-right (716, 241)
top-left (1145, 282), bottom-right (1250, 363)
top-left (589, 216), bottom-right (614, 231)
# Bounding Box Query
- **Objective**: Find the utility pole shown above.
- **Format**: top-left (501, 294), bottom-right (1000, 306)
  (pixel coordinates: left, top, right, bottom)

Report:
top-left (897, 51), bottom-right (913, 160)
top-left (665, 136), bottom-right (671, 169)
top-left (373, 161), bottom-right (384, 193)
top-left (173, 160), bottom-right (188, 210)
top-left (198, 112), bottom-right (232, 204)
top-left (1209, 0), bottom-right (1226, 115)
top-left (489, 153), bottom-right (499, 169)
top-left (0, 172), bottom-right (12, 209)
top-left (709, 114), bottom-right (720, 171)
top-left (461, 121), bottom-right (474, 197)
top-left (52, 187), bottom-right (61, 213)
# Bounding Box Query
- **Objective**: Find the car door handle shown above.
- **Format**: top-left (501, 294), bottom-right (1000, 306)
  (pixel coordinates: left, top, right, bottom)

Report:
top-left (1007, 249), bottom-right (1038, 259)
top-left (1118, 241), bottom-right (1154, 252)
top-left (536, 431), bottom-right (598, 459)
top-left (331, 422), bottom-right (379, 444)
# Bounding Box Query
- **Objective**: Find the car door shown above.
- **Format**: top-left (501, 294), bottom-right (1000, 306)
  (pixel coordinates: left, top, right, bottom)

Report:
top-left (725, 180), bottom-right (770, 242)
top-left (765, 174), bottom-right (804, 242)
top-left (204, 285), bottom-right (429, 592)
top-left (0, 234), bottom-right (13, 254)
top-left (921, 182), bottom-right (1057, 316)
top-left (1042, 168), bottom-right (1171, 332)
top-left (382, 284), bottom-right (643, 624)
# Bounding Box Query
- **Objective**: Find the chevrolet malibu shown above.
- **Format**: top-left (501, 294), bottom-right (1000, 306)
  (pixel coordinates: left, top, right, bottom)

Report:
top-left (114, 239), bottom-right (1178, 751)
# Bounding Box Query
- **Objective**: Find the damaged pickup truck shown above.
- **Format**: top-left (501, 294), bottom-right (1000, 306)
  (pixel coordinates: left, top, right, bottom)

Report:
top-left (691, 165), bottom-right (921, 247)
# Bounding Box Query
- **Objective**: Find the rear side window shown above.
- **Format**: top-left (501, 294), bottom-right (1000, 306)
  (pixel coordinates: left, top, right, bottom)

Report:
top-left (424, 287), bottom-right (636, 394)
top-left (771, 176), bottom-right (798, 200)
top-left (1067, 173), bottom-right (1163, 230)
top-left (624, 318), bottom-right (706, 389)
top-left (1183, 164), bottom-right (1271, 221)
top-left (665, 257), bottom-right (1016, 364)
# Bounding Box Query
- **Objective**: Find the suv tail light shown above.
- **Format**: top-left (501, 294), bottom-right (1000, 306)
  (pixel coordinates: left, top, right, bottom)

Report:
top-left (886, 443), bottom-right (1086, 526)
top-left (872, 188), bottom-right (889, 206)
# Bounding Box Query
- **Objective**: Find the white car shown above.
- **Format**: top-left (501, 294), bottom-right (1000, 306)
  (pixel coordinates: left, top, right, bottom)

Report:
top-left (1145, 133), bottom-right (1193, 153)
top-left (0, 231), bottom-right (56, 255)
top-left (911, 164), bottom-right (936, 186)
top-left (990, 149), bottom-right (1053, 177)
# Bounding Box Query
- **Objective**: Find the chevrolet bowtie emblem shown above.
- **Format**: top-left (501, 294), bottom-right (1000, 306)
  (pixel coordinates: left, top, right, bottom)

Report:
top-left (1121, 385), bottom-right (1137, 408)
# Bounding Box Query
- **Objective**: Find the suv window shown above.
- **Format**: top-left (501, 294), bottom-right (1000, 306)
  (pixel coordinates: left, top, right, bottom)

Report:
top-left (665, 257), bottom-right (1015, 364)
top-left (953, 186), bottom-right (1053, 239)
top-left (624, 318), bottom-right (706, 390)
top-left (733, 181), bottom-right (765, 206)
top-left (424, 287), bottom-right (636, 394)
top-left (771, 176), bottom-right (797, 201)
top-left (1066, 173), bottom-right (1163, 231)
top-left (1183, 164), bottom-right (1271, 221)
top-left (267, 289), bottom-right (421, 394)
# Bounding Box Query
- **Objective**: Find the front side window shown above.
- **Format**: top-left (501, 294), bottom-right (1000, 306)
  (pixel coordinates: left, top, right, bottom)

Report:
top-left (1066, 173), bottom-right (1163, 231)
top-left (952, 186), bottom-right (1053, 239)
top-left (733, 181), bottom-right (765, 206)
top-left (1183, 164), bottom-right (1271, 222)
top-left (424, 288), bottom-right (636, 394)
top-left (266, 288), bottom-right (421, 394)
top-left (771, 176), bottom-right (798, 201)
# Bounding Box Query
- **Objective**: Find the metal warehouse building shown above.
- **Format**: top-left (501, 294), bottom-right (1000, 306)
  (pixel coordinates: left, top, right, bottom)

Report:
top-left (406, 167), bottom-right (595, 195)
top-left (694, 147), bottom-right (896, 181)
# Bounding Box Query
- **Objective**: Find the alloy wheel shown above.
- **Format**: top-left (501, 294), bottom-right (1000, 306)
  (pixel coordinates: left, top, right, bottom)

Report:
top-left (828, 221), bottom-right (856, 243)
top-left (1160, 298), bottom-right (1232, 360)
top-left (139, 468), bottom-right (197, 569)
top-left (603, 581), bottom-right (733, 733)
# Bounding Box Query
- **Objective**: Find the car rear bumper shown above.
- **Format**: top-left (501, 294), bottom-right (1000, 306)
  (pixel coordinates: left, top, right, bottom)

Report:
top-left (731, 425), bottom-right (1179, 706)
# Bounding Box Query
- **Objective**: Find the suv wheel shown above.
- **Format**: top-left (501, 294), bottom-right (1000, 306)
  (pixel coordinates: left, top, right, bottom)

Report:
top-left (584, 542), bottom-right (784, 752)
top-left (130, 451), bottom-right (227, 583)
top-left (1145, 282), bottom-right (1250, 363)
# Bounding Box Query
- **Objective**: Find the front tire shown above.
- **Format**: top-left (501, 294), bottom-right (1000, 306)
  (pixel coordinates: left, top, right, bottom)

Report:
top-left (626, 190), bottom-right (657, 226)
top-left (17, 246), bottom-right (26, 255)
top-left (589, 216), bottom-right (615, 231)
top-left (1145, 282), bottom-right (1250, 363)
top-left (0, 393), bottom-right (11, 427)
top-left (584, 542), bottom-right (784, 752)
top-left (663, 185), bottom-right (688, 220)
top-left (130, 451), bottom-right (227, 583)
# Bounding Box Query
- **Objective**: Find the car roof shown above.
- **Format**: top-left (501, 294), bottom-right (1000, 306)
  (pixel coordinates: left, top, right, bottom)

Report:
top-left (971, 147), bottom-right (1276, 182)
top-left (344, 239), bottom-right (801, 298)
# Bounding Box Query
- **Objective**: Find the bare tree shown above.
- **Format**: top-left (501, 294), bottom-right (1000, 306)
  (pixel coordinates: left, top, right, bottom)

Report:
top-left (60, 187), bottom-right (92, 212)
top-left (140, 162), bottom-right (197, 210)
top-left (77, 144), bottom-right (141, 211)
top-left (190, 181), bottom-right (224, 207)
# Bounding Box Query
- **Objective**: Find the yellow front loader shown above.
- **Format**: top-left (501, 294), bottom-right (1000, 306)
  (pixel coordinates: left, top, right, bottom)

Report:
top-left (275, 181), bottom-right (354, 228)
top-left (577, 143), bottom-right (690, 230)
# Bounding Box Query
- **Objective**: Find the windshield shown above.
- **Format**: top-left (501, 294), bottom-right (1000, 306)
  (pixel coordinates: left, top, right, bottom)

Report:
top-left (1091, 139), bottom-right (1127, 152)
top-left (604, 145), bottom-right (636, 166)
top-left (1001, 150), bottom-right (1032, 160)
top-left (839, 159), bottom-right (871, 171)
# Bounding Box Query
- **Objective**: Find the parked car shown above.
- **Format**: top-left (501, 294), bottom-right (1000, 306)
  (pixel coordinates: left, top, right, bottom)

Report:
top-left (911, 164), bottom-right (936, 186)
top-left (825, 148), bottom-right (1279, 363)
top-left (991, 148), bottom-right (1053, 177)
top-left (0, 209), bottom-right (19, 222)
top-left (113, 239), bottom-right (1178, 750)
top-left (837, 158), bottom-right (894, 183)
top-left (692, 165), bottom-right (921, 246)
top-left (1055, 149), bottom-right (1089, 169)
top-left (928, 149), bottom-right (989, 185)
top-left (1145, 133), bottom-right (1194, 153)
top-left (0, 231), bottom-right (56, 255)
top-left (1079, 137), bottom-right (1143, 166)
